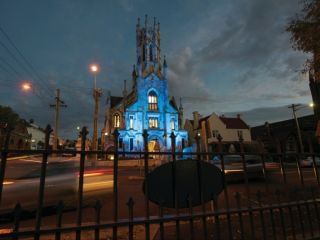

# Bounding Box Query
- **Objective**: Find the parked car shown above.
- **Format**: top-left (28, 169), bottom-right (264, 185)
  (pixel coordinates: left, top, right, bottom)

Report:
top-left (211, 154), bottom-right (264, 181)
top-left (299, 156), bottom-right (320, 167)
top-left (1, 161), bottom-right (113, 214)
top-left (62, 146), bottom-right (77, 157)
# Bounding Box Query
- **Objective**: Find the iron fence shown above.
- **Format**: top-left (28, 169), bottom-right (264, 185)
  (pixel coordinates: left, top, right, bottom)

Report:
top-left (0, 125), bottom-right (319, 239)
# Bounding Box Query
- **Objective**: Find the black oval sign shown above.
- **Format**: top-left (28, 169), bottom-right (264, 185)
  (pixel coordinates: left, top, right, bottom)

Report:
top-left (143, 159), bottom-right (224, 208)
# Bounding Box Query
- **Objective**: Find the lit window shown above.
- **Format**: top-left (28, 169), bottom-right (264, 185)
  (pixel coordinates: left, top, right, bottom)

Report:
top-left (148, 91), bottom-right (158, 111)
top-left (129, 115), bottom-right (134, 129)
top-left (149, 117), bottom-right (158, 129)
top-left (113, 114), bottom-right (120, 128)
top-left (170, 118), bottom-right (175, 130)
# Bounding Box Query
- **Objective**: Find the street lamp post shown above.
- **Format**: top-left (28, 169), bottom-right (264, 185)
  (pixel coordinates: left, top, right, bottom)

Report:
top-left (288, 103), bottom-right (314, 153)
top-left (90, 64), bottom-right (102, 167)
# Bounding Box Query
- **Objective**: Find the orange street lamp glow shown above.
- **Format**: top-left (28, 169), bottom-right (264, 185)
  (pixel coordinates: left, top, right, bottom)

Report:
top-left (90, 64), bottom-right (99, 73)
top-left (22, 82), bottom-right (32, 91)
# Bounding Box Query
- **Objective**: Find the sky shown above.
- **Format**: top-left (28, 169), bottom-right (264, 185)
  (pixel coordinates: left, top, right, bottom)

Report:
top-left (0, 0), bottom-right (314, 139)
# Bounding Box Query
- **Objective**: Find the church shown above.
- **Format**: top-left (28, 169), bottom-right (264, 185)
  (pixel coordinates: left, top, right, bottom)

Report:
top-left (102, 16), bottom-right (188, 153)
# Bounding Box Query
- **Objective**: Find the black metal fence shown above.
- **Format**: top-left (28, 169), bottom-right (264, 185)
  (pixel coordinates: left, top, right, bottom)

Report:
top-left (0, 125), bottom-right (319, 239)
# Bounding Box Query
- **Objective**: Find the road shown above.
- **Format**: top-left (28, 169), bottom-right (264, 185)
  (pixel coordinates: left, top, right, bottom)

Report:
top-left (1, 155), bottom-right (319, 236)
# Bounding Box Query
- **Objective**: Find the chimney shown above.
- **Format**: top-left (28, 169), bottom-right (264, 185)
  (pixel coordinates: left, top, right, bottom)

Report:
top-left (193, 111), bottom-right (200, 130)
top-left (237, 114), bottom-right (241, 119)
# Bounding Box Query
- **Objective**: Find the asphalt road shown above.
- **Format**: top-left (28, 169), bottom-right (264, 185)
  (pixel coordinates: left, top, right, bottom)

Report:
top-left (1, 155), bottom-right (319, 236)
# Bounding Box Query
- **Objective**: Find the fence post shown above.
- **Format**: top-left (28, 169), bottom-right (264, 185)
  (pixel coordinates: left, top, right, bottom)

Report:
top-left (94, 200), bottom-right (102, 240)
top-left (35, 125), bottom-right (52, 240)
top-left (55, 200), bottom-right (64, 240)
top-left (112, 129), bottom-right (119, 240)
top-left (76, 126), bottom-right (88, 240)
top-left (127, 197), bottom-right (134, 240)
top-left (142, 130), bottom-right (150, 240)
top-left (0, 126), bottom-right (13, 205)
top-left (308, 137), bottom-right (320, 185)
top-left (12, 202), bottom-right (21, 240)
top-left (239, 135), bottom-right (250, 202)
top-left (170, 132), bottom-right (180, 238)
top-left (275, 138), bottom-right (286, 184)
top-left (257, 140), bottom-right (269, 192)
top-left (217, 134), bottom-right (233, 240)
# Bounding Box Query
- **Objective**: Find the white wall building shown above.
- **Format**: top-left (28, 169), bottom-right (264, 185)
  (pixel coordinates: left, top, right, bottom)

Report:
top-left (185, 112), bottom-right (252, 152)
top-left (26, 123), bottom-right (45, 150)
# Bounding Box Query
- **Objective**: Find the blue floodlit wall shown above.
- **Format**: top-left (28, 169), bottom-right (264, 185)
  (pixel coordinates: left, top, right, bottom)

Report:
top-left (118, 72), bottom-right (188, 151)
top-left (104, 16), bottom-right (188, 152)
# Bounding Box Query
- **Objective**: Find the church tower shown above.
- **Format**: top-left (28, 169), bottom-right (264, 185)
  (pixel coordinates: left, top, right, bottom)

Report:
top-left (103, 16), bottom-right (188, 154)
top-left (136, 15), bottom-right (161, 77)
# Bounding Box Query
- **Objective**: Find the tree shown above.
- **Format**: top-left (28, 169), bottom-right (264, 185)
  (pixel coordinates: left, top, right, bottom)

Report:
top-left (287, 0), bottom-right (320, 79)
top-left (0, 105), bottom-right (19, 130)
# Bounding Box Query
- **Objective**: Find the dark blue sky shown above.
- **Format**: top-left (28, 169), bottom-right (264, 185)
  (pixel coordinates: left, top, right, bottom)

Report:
top-left (0, 0), bottom-right (313, 138)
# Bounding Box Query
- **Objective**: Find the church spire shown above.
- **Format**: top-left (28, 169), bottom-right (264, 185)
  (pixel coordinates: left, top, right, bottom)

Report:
top-left (123, 80), bottom-right (127, 99)
top-left (179, 97), bottom-right (183, 111)
top-left (178, 97), bottom-right (184, 128)
top-left (136, 15), bottom-right (161, 76)
top-left (145, 14), bottom-right (148, 28)
top-left (163, 55), bottom-right (168, 79)
top-left (132, 64), bottom-right (137, 90)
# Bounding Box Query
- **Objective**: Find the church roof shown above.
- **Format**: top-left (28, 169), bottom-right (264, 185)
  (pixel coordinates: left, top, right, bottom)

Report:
top-left (219, 117), bottom-right (250, 129)
top-left (169, 97), bottom-right (178, 111)
top-left (110, 96), bottom-right (123, 108)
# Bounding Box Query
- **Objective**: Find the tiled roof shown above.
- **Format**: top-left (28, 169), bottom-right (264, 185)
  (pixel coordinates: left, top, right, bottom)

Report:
top-left (219, 117), bottom-right (249, 129)
top-left (199, 115), bottom-right (210, 122)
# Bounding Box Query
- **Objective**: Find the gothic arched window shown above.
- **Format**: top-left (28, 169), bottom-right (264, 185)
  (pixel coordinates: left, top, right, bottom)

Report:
top-left (113, 114), bottom-right (120, 128)
top-left (148, 91), bottom-right (158, 111)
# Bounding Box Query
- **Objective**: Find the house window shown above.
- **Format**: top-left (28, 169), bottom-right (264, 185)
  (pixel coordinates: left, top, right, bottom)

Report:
top-left (237, 130), bottom-right (243, 139)
top-left (113, 114), bottom-right (120, 128)
top-left (212, 130), bottom-right (219, 138)
top-left (130, 138), bottom-right (134, 151)
top-left (148, 91), bottom-right (158, 111)
top-left (170, 118), bottom-right (175, 130)
top-left (129, 115), bottom-right (134, 129)
top-left (149, 117), bottom-right (158, 129)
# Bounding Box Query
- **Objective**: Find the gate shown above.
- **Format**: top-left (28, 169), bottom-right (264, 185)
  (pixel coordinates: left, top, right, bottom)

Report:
top-left (0, 125), bottom-right (319, 239)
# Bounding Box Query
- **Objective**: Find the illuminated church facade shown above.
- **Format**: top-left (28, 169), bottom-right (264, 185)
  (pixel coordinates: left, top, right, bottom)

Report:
top-left (102, 16), bottom-right (188, 152)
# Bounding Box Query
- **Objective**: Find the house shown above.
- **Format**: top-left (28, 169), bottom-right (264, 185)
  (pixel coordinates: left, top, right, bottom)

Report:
top-left (26, 120), bottom-right (45, 150)
top-left (184, 112), bottom-right (251, 153)
top-left (0, 120), bottom-right (31, 150)
top-left (251, 114), bottom-right (318, 153)
top-left (102, 16), bottom-right (188, 153)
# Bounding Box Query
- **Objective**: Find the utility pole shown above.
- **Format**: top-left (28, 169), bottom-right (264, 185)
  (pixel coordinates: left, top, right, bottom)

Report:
top-left (92, 87), bottom-right (102, 164)
top-left (288, 104), bottom-right (304, 153)
top-left (50, 89), bottom-right (67, 151)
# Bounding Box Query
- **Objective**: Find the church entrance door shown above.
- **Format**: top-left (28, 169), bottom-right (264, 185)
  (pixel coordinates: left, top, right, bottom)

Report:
top-left (148, 139), bottom-right (160, 152)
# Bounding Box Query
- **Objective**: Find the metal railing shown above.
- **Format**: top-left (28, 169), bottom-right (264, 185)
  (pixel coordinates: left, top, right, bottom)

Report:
top-left (0, 125), bottom-right (319, 239)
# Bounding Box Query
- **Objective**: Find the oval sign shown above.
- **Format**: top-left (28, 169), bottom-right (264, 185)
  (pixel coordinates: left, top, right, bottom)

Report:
top-left (143, 159), bottom-right (224, 208)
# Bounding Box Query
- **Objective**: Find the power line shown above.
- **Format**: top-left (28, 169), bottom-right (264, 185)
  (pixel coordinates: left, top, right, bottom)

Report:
top-left (0, 27), bottom-right (54, 97)
top-left (0, 57), bottom-right (21, 77)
